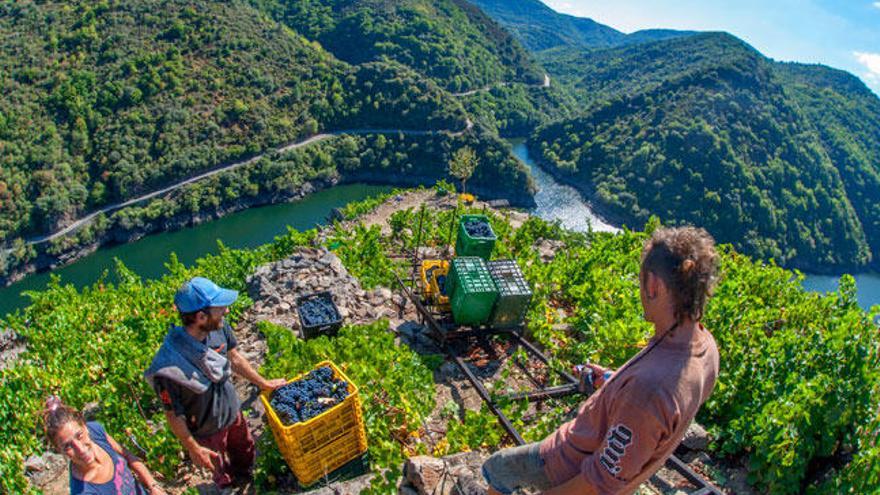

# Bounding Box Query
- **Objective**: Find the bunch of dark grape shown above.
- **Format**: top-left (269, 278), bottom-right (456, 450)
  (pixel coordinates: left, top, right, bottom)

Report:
top-left (299, 297), bottom-right (339, 327)
top-left (270, 366), bottom-right (350, 425)
top-left (463, 219), bottom-right (493, 238)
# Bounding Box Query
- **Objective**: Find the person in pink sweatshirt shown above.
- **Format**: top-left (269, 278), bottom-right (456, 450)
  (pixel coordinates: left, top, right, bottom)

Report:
top-left (482, 226), bottom-right (721, 495)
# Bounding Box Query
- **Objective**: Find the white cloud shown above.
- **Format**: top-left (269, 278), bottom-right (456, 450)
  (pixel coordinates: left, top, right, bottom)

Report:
top-left (874, 1), bottom-right (880, 9)
top-left (854, 51), bottom-right (880, 83)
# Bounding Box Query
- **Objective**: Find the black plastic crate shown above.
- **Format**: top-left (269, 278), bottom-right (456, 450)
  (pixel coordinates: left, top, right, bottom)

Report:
top-left (296, 291), bottom-right (343, 339)
top-left (487, 260), bottom-right (532, 329)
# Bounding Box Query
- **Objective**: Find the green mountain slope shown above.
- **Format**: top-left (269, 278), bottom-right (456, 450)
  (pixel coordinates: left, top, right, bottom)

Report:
top-left (530, 33), bottom-right (872, 270)
top-left (470, 2), bottom-right (880, 271)
top-left (459, 81), bottom-right (580, 136)
top-left (777, 63), bottom-right (880, 267)
top-left (467, 0), bottom-right (693, 51)
top-left (465, 0), bottom-right (622, 51)
top-left (537, 32), bottom-right (752, 103)
top-left (0, 0), bottom-right (539, 254)
top-left (251, 0), bottom-right (545, 92)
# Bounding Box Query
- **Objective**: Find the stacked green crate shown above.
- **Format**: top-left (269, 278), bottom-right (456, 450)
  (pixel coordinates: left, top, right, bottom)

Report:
top-left (447, 257), bottom-right (499, 326)
top-left (455, 214), bottom-right (496, 259)
top-left (487, 260), bottom-right (532, 329)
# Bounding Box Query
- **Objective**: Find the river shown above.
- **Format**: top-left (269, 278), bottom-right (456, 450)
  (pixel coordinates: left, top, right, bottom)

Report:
top-left (0, 184), bottom-right (392, 317)
top-left (510, 139), bottom-right (880, 313)
top-left (510, 139), bottom-right (618, 234)
top-left (1, 142), bottom-right (878, 318)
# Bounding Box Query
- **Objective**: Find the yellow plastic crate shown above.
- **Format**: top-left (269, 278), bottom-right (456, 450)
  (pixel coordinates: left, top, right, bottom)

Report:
top-left (260, 361), bottom-right (368, 486)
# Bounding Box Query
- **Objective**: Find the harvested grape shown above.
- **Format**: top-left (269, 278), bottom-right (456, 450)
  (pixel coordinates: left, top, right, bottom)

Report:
top-left (270, 366), bottom-right (349, 425)
top-left (463, 219), bottom-right (493, 238)
top-left (298, 296), bottom-right (340, 327)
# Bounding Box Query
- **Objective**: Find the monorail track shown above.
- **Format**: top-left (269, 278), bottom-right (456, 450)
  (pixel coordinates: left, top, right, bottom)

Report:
top-left (394, 272), bottom-right (723, 494)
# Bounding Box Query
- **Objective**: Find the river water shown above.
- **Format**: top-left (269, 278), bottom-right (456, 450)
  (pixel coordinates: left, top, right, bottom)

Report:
top-left (1, 142), bottom-right (878, 317)
top-left (510, 139), bottom-right (880, 313)
top-left (0, 184), bottom-right (391, 317)
top-left (511, 140), bottom-right (619, 233)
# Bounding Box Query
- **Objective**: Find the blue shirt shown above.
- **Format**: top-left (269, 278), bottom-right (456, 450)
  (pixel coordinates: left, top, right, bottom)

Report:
top-left (69, 422), bottom-right (147, 495)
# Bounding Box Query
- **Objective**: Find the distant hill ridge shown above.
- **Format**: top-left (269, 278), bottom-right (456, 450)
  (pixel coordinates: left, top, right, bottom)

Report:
top-left (531, 33), bottom-right (870, 270)
top-left (0, 0), bottom-right (541, 279)
top-left (466, 0), bottom-right (694, 51)
top-left (465, 0), bottom-right (880, 272)
top-left (249, 0), bottom-right (545, 92)
top-left (3, 0), bottom-right (880, 277)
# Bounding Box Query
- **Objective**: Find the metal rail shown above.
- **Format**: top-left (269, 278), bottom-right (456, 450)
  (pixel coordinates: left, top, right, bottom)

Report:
top-left (394, 272), bottom-right (724, 495)
top-left (452, 354), bottom-right (526, 445)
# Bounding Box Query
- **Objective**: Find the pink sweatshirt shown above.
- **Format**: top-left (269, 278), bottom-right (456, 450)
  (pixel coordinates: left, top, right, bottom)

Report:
top-left (540, 324), bottom-right (719, 494)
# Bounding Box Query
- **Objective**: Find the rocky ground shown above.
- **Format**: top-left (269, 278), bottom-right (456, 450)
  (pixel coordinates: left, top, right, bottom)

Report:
top-left (24, 192), bottom-right (752, 495)
top-left (0, 329), bottom-right (26, 371)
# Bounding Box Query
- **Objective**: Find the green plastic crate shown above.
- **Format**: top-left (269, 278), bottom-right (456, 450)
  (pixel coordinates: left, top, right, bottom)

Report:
top-left (448, 257), bottom-right (499, 326)
top-left (487, 260), bottom-right (533, 329)
top-left (455, 215), bottom-right (496, 260)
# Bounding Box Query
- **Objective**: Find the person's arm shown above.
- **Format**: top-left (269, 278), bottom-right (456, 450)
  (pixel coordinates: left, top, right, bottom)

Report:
top-left (164, 410), bottom-right (221, 472)
top-left (228, 347), bottom-right (286, 392)
top-left (546, 381), bottom-right (672, 495)
top-left (104, 432), bottom-right (167, 495)
top-left (152, 378), bottom-right (220, 472)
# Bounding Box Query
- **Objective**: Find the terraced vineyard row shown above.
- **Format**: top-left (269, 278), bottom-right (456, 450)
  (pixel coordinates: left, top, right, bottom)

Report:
top-left (0, 190), bottom-right (877, 493)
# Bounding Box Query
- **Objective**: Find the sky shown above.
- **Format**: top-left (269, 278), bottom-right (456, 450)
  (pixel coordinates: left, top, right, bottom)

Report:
top-left (542, 0), bottom-right (880, 95)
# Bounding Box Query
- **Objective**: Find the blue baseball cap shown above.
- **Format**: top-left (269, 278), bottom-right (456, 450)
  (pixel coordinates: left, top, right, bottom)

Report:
top-left (174, 277), bottom-right (238, 313)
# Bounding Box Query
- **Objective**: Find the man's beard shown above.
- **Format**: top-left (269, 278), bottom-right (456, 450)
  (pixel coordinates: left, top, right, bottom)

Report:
top-left (200, 315), bottom-right (223, 333)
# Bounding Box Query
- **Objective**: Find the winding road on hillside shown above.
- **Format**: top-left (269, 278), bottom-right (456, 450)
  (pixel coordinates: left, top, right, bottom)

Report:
top-left (452, 73), bottom-right (551, 97)
top-left (17, 75), bottom-right (550, 248)
top-left (24, 122), bottom-right (472, 246)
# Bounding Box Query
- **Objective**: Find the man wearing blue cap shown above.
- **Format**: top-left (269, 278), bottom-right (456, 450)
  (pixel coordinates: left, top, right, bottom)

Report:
top-left (145, 277), bottom-right (286, 489)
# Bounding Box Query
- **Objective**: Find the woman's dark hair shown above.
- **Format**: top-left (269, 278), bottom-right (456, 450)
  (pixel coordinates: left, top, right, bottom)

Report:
top-left (42, 396), bottom-right (85, 446)
top-left (641, 226), bottom-right (719, 322)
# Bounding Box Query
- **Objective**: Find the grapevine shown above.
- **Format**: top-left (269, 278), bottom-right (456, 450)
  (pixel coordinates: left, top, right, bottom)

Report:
top-left (0, 192), bottom-right (876, 494)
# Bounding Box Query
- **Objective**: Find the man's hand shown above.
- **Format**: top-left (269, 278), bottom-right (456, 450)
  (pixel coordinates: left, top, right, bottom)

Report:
top-left (574, 363), bottom-right (612, 393)
top-left (260, 378), bottom-right (288, 393)
top-left (188, 445), bottom-right (221, 472)
top-left (229, 348), bottom-right (288, 392)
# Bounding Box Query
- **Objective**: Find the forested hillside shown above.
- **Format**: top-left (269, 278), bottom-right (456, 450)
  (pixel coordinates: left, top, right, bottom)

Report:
top-left (460, 83), bottom-right (579, 136)
top-left (536, 33), bottom-right (756, 103)
top-left (528, 33), bottom-right (878, 271)
top-left (250, 0), bottom-right (545, 92)
top-left (0, 0), bottom-right (547, 282)
top-left (0, 0), bottom-right (460, 241)
top-left (777, 63), bottom-right (880, 266)
top-left (467, 0), bottom-right (693, 51)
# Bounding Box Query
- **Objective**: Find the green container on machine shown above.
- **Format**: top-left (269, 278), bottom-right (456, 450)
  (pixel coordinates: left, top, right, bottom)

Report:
top-left (455, 215), bottom-right (496, 260)
top-left (447, 257), bottom-right (499, 326)
top-left (487, 260), bottom-right (533, 329)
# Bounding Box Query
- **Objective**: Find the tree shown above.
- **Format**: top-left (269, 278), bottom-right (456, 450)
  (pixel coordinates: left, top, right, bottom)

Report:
top-left (448, 146), bottom-right (478, 194)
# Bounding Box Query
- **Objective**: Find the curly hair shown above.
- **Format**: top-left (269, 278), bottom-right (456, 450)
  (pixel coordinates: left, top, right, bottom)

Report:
top-left (641, 226), bottom-right (720, 322)
top-left (42, 396), bottom-right (85, 448)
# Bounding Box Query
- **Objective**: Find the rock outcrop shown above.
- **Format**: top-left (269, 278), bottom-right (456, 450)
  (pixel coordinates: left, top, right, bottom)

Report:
top-left (245, 247), bottom-right (402, 335)
top-left (401, 452), bottom-right (488, 495)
